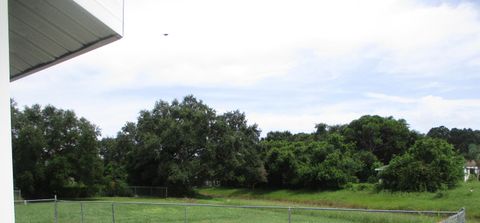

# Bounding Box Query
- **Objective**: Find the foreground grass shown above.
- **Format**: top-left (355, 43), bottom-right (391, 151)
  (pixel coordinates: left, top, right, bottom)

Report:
top-left (198, 181), bottom-right (480, 222)
top-left (15, 196), bottom-right (442, 223)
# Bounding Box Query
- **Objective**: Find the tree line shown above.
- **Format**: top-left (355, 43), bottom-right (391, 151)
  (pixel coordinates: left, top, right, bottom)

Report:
top-left (11, 96), bottom-right (480, 198)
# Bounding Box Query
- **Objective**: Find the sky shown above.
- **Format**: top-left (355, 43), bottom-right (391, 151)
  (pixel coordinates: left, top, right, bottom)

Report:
top-left (10, 0), bottom-right (480, 137)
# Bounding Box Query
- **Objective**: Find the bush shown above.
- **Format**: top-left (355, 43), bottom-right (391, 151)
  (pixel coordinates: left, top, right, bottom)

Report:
top-left (264, 134), bottom-right (361, 189)
top-left (354, 151), bottom-right (382, 183)
top-left (380, 138), bottom-right (464, 192)
top-left (58, 185), bottom-right (89, 198)
top-left (345, 183), bottom-right (375, 191)
top-left (102, 180), bottom-right (133, 197)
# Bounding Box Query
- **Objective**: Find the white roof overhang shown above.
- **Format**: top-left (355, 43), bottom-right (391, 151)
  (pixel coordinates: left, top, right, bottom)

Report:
top-left (8, 0), bottom-right (123, 81)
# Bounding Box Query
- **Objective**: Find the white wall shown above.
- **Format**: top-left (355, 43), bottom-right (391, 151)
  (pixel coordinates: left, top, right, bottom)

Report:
top-left (0, 0), bottom-right (15, 222)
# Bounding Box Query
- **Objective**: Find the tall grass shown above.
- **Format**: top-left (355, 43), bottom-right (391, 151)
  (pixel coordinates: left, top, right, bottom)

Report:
top-left (198, 181), bottom-right (480, 222)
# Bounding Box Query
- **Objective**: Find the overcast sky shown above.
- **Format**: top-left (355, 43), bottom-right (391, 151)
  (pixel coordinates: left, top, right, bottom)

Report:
top-left (10, 0), bottom-right (480, 137)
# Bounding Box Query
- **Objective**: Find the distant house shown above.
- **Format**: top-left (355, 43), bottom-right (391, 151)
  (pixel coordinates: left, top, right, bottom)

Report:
top-left (374, 165), bottom-right (389, 183)
top-left (374, 165), bottom-right (388, 172)
top-left (464, 160), bottom-right (479, 182)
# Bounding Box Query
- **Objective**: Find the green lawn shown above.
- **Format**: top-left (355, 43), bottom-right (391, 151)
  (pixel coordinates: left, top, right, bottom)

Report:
top-left (14, 196), bottom-right (443, 223)
top-left (198, 181), bottom-right (480, 222)
top-left (15, 181), bottom-right (477, 223)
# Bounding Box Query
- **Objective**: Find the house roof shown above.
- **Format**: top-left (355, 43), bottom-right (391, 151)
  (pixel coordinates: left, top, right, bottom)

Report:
top-left (9, 0), bottom-right (123, 81)
top-left (466, 160), bottom-right (478, 168)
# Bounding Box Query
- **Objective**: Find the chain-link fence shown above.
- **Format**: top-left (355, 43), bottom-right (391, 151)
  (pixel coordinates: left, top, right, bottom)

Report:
top-left (14, 198), bottom-right (466, 223)
top-left (14, 197), bottom-right (57, 223)
top-left (441, 208), bottom-right (466, 223)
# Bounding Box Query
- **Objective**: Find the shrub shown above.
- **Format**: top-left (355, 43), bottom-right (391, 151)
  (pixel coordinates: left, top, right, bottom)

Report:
top-left (380, 138), bottom-right (464, 192)
top-left (102, 179), bottom-right (132, 197)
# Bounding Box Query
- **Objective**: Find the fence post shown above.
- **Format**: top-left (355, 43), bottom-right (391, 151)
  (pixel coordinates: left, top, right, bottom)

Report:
top-left (184, 206), bottom-right (187, 223)
top-left (165, 187), bottom-right (168, 198)
top-left (112, 203), bottom-right (116, 223)
top-left (80, 202), bottom-right (84, 223)
top-left (288, 207), bottom-right (291, 223)
top-left (54, 195), bottom-right (58, 223)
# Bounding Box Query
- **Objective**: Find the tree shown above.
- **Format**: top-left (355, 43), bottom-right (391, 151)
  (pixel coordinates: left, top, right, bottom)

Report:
top-left (126, 96), bottom-right (215, 194)
top-left (124, 96), bottom-right (266, 194)
top-left (314, 123), bottom-right (328, 140)
top-left (263, 134), bottom-right (360, 189)
top-left (354, 151), bottom-right (382, 183)
top-left (466, 144), bottom-right (480, 161)
top-left (343, 115), bottom-right (413, 164)
top-left (427, 126), bottom-right (480, 158)
top-left (125, 96), bottom-right (267, 194)
top-left (264, 131), bottom-right (293, 141)
top-left (263, 140), bottom-right (301, 188)
top-left (99, 133), bottom-right (132, 196)
top-left (204, 111), bottom-right (266, 188)
top-left (449, 128), bottom-right (480, 155)
top-left (427, 126), bottom-right (451, 140)
top-left (11, 102), bottom-right (103, 198)
top-left (12, 103), bottom-right (46, 197)
top-left (302, 134), bottom-right (360, 189)
top-left (380, 138), bottom-right (464, 192)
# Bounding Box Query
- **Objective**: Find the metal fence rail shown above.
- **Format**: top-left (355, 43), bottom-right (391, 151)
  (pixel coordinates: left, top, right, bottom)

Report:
top-left (441, 208), bottom-right (466, 223)
top-left (14, 197), bottom-right (57, 205)
top-left (14, 197), bottom-right (466, 223)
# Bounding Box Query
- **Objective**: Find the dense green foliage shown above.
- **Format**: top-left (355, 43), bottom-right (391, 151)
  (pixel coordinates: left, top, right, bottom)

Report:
top-left (11, 101), bottom-right (103, 198)
top-left (99, 135), bottom-right (131, 196)
top-left (112, 96), bottom-right (265, 195)
top-left (379, 138), bottom-right (464, 192)
top-left (203, 111), bottom-right (266, 188)
top-left (263, 134), bottom-right (363, 189)
top-left (427, 126), bottom-right (480, 160)
top-left (12, 95), bottom-right (477, 196)
top-left (342, 115), bottom-right (417, 164)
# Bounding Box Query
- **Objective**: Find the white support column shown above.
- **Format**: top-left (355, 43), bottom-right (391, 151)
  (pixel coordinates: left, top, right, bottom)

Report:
top-left (0, 0), bottom-right (15, 222)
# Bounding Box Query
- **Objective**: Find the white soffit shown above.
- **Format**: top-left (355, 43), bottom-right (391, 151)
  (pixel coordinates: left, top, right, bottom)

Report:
top-left (9, 0), bottom-right (124, 81)
top-left (73, 0), bottom-right (123, 35)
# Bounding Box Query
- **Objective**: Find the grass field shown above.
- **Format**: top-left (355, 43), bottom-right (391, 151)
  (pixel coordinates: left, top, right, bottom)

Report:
top-left (15, 181), bottom-right (478, 223)
top-left (15, 196), bottom-right (447, 223)
top-left (198, 181), bottom-right (480, 222)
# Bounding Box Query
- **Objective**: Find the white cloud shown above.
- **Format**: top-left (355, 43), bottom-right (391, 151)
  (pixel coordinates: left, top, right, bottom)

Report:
top-left (250, 93), bottom-right (480, 135)
top-left (46, 0), bottom-right (480, 87)
top-left (364, 93), bottom-right (480, 132)
top-left (11, 0), bottom-right (480, 136)
top-left (364, 92), bottom-right (416, 104)
top-left (249, 112), bottom-right (360, 135)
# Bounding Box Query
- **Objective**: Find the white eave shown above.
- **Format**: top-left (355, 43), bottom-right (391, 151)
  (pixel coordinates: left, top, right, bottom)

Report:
top-left (8, 0), bottom-right (123, 81)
